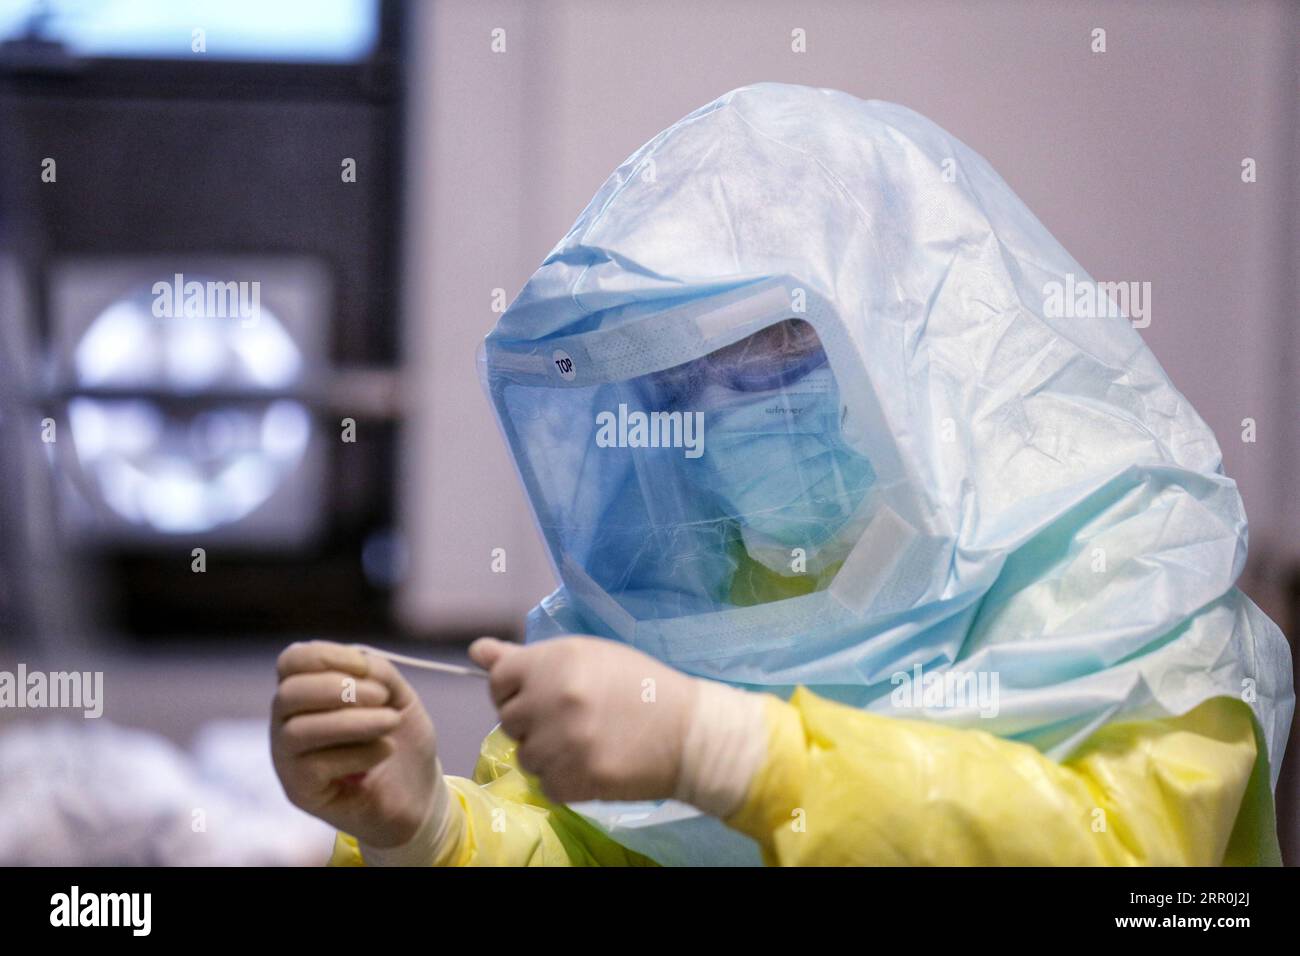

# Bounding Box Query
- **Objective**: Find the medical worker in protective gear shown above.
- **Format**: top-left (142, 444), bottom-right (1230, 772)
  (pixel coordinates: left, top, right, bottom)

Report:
top-left (272, 84), bottom-right (1293, 866)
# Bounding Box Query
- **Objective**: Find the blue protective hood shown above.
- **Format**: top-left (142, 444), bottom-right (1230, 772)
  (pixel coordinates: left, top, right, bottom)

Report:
top-left (483, 83), bottom-right (1293, 808)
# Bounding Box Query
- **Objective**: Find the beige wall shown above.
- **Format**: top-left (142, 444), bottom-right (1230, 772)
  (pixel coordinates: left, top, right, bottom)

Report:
top-left (397, 0), bottom-right (1298, 634)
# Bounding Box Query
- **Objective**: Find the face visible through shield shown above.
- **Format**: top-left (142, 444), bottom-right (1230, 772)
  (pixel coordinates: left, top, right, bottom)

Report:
top-left (496, 315), bottom-right (877, 626)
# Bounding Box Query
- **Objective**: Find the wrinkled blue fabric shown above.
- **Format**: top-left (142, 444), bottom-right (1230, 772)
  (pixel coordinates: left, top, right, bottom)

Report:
top-left (483, 83), bottom-right (1294, 865)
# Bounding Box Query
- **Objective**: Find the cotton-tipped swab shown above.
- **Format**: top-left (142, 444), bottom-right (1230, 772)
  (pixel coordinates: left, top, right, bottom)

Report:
top-left (354, 644), bottom-right (489, 679)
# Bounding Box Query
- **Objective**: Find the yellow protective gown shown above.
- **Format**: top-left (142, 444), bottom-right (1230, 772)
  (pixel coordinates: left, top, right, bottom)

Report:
top-left (330, 690), bottom-right (1279, 866)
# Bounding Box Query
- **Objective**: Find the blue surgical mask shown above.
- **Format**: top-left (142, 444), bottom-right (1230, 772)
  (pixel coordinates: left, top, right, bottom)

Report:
top-left (694, 366), bottom-right (876, 553)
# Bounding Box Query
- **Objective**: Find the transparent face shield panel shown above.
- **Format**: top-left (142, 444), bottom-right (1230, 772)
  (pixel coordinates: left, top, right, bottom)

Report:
top-left (492, 318), bottom-right (879, 627)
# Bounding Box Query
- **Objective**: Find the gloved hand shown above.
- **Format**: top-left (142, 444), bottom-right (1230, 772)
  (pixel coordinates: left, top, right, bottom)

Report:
top-left (469, 635), bottom-right (770, 816)
top-left (271, 640), bottom-right (461, 864)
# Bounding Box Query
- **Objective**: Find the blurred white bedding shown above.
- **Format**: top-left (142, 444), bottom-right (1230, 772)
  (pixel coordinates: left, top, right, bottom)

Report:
top-left (0, 718), bottom-right (334, 865)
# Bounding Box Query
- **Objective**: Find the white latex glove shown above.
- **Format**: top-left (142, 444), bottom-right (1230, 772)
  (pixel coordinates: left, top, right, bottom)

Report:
top-left (270, 640), bottom-right (460, 864)
top-left (469, 635), bottom-right (769, 817)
